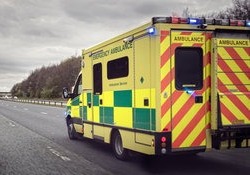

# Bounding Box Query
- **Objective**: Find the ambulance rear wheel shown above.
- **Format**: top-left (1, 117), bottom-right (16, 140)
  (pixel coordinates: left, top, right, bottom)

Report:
top-left (67, 119), bottom-right (77, 140)
top-left (112, 131), bottom-right (129, 161)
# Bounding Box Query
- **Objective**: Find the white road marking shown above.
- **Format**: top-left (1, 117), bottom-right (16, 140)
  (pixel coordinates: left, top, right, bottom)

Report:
top-left (47, 146), bottom-right (71, 161)
top-left (23, 108), bottom-right (28, 111)
top-left (9, 122), bottom-right (15, 127)
top-left (41, 112), bottom-right (47, 115)
top-left (60, 156), bottom-right (71, 161)
top-left (13, 106), bottom-right (17, 108)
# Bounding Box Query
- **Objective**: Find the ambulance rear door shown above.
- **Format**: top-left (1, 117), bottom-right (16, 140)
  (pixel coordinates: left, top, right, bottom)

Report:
top-left (170, 30), bottom-right (210, 151)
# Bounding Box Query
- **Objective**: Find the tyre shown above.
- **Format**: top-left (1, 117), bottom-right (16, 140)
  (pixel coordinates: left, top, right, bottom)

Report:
top-left (112, 131), bottom-right (129, 160)
top-left (67, 119), bottom-right (77, 140)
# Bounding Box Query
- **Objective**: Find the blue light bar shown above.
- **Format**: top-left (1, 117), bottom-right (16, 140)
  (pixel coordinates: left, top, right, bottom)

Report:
top-left (147, 27), bottom-right (156, 35)
top-left (188, 18), bottom-right (204, 25)
top-left (246, 20), bottom-right (250, 27)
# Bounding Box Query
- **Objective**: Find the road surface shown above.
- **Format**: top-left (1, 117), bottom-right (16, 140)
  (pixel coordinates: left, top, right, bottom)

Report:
top-left (0, 100), bottom-right (250, 175)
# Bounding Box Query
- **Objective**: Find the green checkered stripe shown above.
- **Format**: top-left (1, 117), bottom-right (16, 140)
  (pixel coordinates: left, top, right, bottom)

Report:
top-left (80, 90), bottom-right (156, 131)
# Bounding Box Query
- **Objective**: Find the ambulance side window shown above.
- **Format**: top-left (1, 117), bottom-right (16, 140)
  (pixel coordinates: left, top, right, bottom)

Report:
top-left (93, 63), bottom-right (102, 95)
top-left (77, 77), bottom-right (82, 95)
top-left (107, 56), bottom-right (129, 79)
top-left (73, 74), bottom-right (82, 96)
top-left (175, 47), bottom-right (203, 90)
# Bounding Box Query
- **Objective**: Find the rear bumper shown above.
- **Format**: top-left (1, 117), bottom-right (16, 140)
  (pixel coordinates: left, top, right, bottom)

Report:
top-left (154, 132), bottom-right (206, 155)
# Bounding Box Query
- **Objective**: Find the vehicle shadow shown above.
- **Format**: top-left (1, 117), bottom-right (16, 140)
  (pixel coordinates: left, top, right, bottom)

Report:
top-left (133, 153), bottom-right (247, 175)
top-left (65, 137), bottom-right (249, 175)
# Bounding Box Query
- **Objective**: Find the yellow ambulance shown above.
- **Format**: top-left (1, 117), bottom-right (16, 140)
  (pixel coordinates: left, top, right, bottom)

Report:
top-left (63, 17), bottom-right (250, 160)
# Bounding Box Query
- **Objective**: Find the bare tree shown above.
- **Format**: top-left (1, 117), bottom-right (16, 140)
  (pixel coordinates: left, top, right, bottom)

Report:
top-left (182, 0), bottom-right (249, 19)
top-left (210, 0), bottom-right (249, 19)
top-left (182, 7), bottom-right (192, 18)
top-left (226, 0), bottom-right (250, 19)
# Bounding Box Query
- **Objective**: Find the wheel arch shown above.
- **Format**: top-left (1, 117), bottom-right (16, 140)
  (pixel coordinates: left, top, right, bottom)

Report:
top-left (65, 115), bottom-right (72, 126)
top-left (110, 128), bottom-right (119, 144)
top-left (110, 128), bottom-right (130, 160)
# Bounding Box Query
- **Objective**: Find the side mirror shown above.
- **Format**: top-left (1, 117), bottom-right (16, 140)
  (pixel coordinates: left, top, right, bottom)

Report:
top-left (62, 87), bottom-right (72, 99)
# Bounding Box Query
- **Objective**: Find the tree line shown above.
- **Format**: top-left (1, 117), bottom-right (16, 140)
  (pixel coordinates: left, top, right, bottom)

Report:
top-left (11, 56), bottom-right (81, 99)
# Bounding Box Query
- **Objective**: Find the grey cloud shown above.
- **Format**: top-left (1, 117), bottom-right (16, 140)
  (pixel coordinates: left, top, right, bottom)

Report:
top-left (61, 0), bottom-right (149, 24)
top-left (0, 0), bottom-right (232, 91)
top-left (61, 0), bottom-right (196, 23)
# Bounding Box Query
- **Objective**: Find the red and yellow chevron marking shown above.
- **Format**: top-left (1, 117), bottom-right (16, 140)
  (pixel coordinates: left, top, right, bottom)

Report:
top-left (217, 43), bottom-right (250, 125)
top-left (160, 30), bottom-right (175, 132)
top-left (160, 31), bottom-right (211, 148)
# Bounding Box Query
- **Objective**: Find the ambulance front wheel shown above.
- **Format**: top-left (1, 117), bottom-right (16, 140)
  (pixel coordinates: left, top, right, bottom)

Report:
top-left (67, 118), bottom-right (77, 140)
top-left (112, 130), bottom-right (129, 161)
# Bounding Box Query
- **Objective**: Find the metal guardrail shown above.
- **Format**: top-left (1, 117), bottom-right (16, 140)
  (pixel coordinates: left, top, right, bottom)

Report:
top-left (1, 98), bottom-right (67, 107)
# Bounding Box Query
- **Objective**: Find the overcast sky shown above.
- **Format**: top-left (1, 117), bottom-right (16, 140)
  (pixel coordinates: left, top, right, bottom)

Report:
top-left (0, 0), bottom-right (231, 92)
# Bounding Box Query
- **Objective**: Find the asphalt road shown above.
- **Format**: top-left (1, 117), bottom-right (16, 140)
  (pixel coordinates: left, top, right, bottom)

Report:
top-left (0, 100), bottom-right (250, 175)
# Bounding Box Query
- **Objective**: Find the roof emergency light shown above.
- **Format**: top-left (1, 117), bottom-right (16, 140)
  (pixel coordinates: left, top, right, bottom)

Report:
top-left (237, 20), bottom-right (245, 26)
top-left (220, 19), bottom-right (230, 26)
top-left (170, 17), bottom-right (189, 24)
top-left (148, 27), bottom-right (157, 35)
top-left (246, 20), bottom-right (250, 27)
top-left (214, 19), bottom-right (230, 25)
top-left (188, 18), bottom-right (204, 25)
top-left (152, 17), bottom-right (172, 24)
top-left (152, 16), bottom-right (250, 27)
top-left (179, 18), bottom-right (189, 24)
top-left (205, 18), bottom-right (215, 25)
top-left (230, 19), bottom-right (245, 26)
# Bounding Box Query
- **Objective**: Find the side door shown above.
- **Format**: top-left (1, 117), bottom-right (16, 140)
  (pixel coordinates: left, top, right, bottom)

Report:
top-left (92, 61), bottom-right (104, 139)
top-left (71, 74), bottom-right (82, 119)
top-left (82, 55), bottom-right (94, 139)
top-left (133, 36), bottom-right (155, 131)
top-left (170, 30), bottom-right (209, 150)
top-left (70, 74), bottom-right (83, 133)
